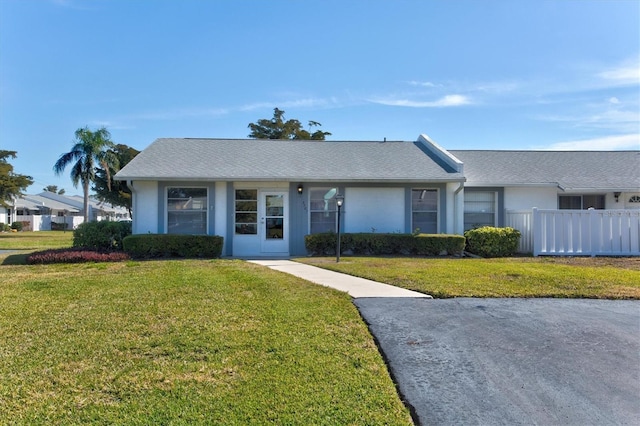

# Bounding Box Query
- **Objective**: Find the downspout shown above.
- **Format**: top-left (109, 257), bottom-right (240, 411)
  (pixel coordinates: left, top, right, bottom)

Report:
top-left (453, 181), bottom-right (464, 235)
top-left (127, 180), bottom-right (136, 234)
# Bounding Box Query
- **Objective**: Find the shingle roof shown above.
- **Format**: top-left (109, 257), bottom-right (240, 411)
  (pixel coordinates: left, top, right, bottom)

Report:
top-left (449, 150), bottom-right (640, 191)
top-left (116, 138), bottom-right (464, 182)
top-left (15, 195), bottom-right (80, 212)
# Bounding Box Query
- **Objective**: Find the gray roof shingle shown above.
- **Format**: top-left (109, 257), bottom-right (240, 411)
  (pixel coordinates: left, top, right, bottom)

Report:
top-left (449, 150), bottom-right (640, 191)
top-left (116, 138), bottom-right (464, 182)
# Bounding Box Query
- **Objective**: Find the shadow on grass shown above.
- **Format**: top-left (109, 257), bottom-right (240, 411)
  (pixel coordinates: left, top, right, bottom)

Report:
top-left (2, 253), bottom-right (28, 265)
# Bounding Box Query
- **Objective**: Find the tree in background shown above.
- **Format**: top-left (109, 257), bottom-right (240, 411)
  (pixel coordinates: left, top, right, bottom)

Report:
top-left (54, 127), bottom-right (118, 223)
top-left (0, 150), bottom-right (33, 208)
top-left (248, 108), bottom-right (331, 140)
top-left (43, 185), bottom-right (66, 195)
top-left (93, 143), bottom-right (140, 217)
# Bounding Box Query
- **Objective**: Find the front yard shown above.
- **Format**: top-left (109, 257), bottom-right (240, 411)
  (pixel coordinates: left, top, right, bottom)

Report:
top-left (2, 231), bottom-right (638, 423)
top-left (297, 256), bottom-right (640, 299)
top-left (0, 258), bottom-right (412, 424)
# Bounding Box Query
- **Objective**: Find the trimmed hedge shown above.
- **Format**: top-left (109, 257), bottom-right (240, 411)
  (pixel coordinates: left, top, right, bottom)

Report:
top-left (73, 221), bottom-right (132, 250)
top-left (123, 234), bottom-right (224, 258)
top-left (305, 233), bottom-right (465, 256)
top-left (27, 248), bottom-right (130, 265)
top-left (51, 222), bottom-right (69, 231)
top-left (10, 221), bottom-right (23, 231)
top-left (464, 226), bottom-right (521, 258)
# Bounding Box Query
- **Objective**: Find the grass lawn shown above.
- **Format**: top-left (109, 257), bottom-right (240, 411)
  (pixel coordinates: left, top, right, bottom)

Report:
top-left (0, 231), bottom-right (74, 250)
top-left (297, 256), bottom-right (640, 299)
top-left (0, 258), bottom-right (412, 424)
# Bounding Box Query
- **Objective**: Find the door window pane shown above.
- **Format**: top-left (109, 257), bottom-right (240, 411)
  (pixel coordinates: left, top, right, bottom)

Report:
top-left (266, 218), bottom-right (283, 239)
top-left (265, 195), bottom-right (284, 239)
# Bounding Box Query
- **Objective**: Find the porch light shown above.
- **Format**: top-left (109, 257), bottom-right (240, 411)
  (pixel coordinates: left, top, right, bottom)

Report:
top-left (336, 193), bottom-right (344, 263)
top-left (297, 184), bottom-right (304, 195)
top-left (614, 192), bottom-right (621, 202)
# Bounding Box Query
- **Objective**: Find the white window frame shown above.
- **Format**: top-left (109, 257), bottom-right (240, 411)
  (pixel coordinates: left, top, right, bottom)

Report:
top-left (308, 187), bottom-right (338, 234)
top-left (166, 187), bottom-right (208, 235)
top-left (464, 191), bottom-right (498, 231)
top-left (558, 194), bottom-right (605, 210)
top-left (411, 188), bottom-right (439, 234)
top-left (234, 189), bottom-right (258, 235)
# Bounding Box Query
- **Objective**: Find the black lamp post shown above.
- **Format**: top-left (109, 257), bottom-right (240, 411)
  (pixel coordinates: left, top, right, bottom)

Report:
top-left (335, 193), bottom-right (344, 263)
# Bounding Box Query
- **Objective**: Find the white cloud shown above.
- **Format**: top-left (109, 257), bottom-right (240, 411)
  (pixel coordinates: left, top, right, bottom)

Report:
top-left (542, 133), bottom-right (640, 150)
top-left (407, 81), bottom-right (440, 88)
top-left (609, 97), bottom-right (620, 104)
top-left (597, 62), bottom-right (640, 86)
top-left (370, 94), bottom-right (472, 108)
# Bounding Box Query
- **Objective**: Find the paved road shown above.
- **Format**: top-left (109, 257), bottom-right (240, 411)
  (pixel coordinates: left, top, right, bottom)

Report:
top-left (355, 298), bottom-right (640, 425)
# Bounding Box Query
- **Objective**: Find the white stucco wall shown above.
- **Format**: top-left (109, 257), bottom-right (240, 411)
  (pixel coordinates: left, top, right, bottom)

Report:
top-left (504, 187), bottom-right (558, 210)
top-left (344, 187), bottom-right (404, 233)
top-left (624, 192), bottom-right (640, 209)
top-left (608, 192), bottom-right (640, 209)
top-left (446, 182), bottom-right (464, 234)
top-left (132, 180), bottom-right (158, 234)
top-left (214, 181), bottom-right (227, 237)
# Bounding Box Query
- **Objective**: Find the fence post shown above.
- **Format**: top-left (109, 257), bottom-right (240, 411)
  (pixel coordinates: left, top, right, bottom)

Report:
top-left (588, 208), bottom-right (597, 257)
top-left (532, 208), bottom-right (540, 256)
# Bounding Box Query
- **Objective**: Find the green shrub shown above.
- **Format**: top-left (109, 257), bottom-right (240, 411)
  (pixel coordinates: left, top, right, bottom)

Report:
top-left (123, 234), bottom-right (224, 258)
top-left (304, 233), bottom-right (465, 256)
top-left (51, 222), bottom-right (69, 231)
top-left (464, 226), bottom-right (521, 258)
top-left (0, 223), bottom-right (10, 232)
top-left (10, 222), bottom-right (23, 231)
top-left (73, 221), bottom-right (132, 250)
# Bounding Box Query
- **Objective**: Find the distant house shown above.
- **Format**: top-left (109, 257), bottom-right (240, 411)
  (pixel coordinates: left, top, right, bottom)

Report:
top-left (4, 192), bottom-right (130, 231)
top-left (115, 135), bottom-right (640, 257)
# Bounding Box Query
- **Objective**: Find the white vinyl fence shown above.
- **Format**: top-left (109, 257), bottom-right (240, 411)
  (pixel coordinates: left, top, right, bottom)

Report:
top-left (532, 208), bottom-right (640, 256)
top-left (505, 210), bottom-right (534, 253)
top-left (13, 215), bottom-right (84, 231)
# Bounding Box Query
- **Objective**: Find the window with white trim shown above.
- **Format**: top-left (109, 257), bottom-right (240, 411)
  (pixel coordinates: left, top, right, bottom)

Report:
top-left (167, 188), bottom-right (207, 234)
top-left (411, 189), bottom-right (437, 233)
top-left (464, 191), bottom-right (496, 231)
top-left (235, 189), bottom-right (258, 234)
top-left (309, 187), bottom-right (338, 234)
top-left (559, 194), bottom-right (605, 210)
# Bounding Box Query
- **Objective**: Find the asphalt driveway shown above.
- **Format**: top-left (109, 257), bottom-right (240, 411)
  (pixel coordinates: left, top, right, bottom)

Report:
top-left (354, 298), bottom-right (640, 425)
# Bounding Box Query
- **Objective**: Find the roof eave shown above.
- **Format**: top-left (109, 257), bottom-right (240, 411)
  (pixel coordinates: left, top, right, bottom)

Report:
top-left (117, 176), bottom-right (466, 183)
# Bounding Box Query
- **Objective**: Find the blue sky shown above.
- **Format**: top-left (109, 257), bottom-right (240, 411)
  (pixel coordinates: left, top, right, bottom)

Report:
top-left (1, 0), bottom-right (639, 194)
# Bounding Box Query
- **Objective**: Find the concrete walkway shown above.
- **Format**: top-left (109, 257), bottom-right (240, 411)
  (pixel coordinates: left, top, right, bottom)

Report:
top-left (248, 259), bottom-right (431, 298)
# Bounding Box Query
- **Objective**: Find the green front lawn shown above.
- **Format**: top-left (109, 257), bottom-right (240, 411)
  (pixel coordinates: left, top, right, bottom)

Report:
top-left (0, 259), bottom-right (412, 424)
top-left (0, 230), bottom-right (74, 250)
top-left (297, 257), bottom-right (640, 299)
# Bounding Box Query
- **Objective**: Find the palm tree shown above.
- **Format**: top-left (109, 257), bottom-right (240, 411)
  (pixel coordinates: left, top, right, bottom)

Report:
top-left (54, 127), bottom-right (117, 223)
